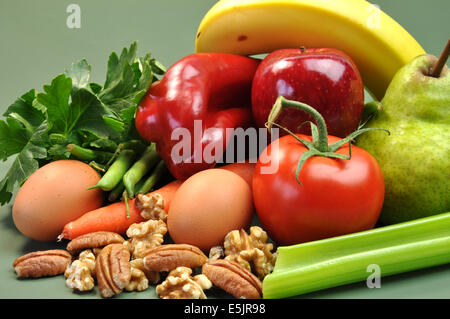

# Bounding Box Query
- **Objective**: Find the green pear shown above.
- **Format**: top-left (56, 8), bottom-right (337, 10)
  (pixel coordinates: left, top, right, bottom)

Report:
top-left (357, 54), bottom-right (450, 225)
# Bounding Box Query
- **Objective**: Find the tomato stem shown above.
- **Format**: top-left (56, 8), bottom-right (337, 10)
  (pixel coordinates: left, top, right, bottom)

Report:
top-left (266, 96), bottom-right (389, 185)
top-left (267, 96), bottom-right (330, 152)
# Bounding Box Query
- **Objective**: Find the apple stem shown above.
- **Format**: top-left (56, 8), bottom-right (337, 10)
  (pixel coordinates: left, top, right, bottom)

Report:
top-left (430, 39), bottom-right (450, 78)
top-left (265, 96), bottom-right (389, 185)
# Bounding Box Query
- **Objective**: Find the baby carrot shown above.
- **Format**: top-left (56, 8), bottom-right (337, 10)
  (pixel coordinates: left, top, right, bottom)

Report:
top-left (59, 180), bottom-right (182, 240)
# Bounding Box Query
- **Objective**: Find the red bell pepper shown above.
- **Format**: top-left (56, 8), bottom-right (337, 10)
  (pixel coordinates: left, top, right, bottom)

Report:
top-left (135, 53), bottom-right (260, 180)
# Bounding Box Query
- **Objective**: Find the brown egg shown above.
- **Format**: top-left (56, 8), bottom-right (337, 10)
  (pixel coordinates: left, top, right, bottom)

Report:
top-left (12, 160), bottom-right (104, 241)
top-left (168, 169), bottom-right (254, 252)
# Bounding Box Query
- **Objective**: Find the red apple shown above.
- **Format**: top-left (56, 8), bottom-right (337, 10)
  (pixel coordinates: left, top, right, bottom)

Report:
top-left (251, 48), bottom-right (364, 137)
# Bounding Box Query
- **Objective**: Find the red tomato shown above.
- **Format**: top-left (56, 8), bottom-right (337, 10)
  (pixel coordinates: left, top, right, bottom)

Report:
top-left (253, 134), bottom-right (385, 246)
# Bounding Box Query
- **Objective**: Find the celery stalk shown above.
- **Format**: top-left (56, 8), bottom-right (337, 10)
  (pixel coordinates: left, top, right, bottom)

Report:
top-left (262, 212), bottom-right (450, 299)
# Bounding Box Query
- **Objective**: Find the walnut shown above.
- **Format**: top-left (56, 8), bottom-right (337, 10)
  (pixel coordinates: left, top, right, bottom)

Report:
top-left (65, 249), bottom-right (96, 292)
top-left (208, 246), bottom-right (224, 262)
top-left (123, 219), bottom-right (167, 259)
top-left (130, 258), bottom-right (160, 284)
top-left (135, 193), bottom-right (167, 222)
top-left (126, 264), bottom-right (149, 292)
top-left (125, 258), bottom-right (160, 291)
top-left (224, 226), bottom-right (277, 279)
top-left (156, 266), bottom-right (212, 299)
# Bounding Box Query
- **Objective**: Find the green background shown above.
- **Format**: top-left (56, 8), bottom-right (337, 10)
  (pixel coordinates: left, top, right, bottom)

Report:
top-left (0, 0), bottom-right (449, 299)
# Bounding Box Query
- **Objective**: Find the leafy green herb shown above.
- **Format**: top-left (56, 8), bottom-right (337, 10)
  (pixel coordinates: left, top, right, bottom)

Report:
top-left (0, 42), bottom-right (164, 205)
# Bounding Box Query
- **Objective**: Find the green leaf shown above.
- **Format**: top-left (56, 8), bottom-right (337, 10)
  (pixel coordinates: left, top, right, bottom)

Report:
top-left (0, 117), bottom-right (29, 160)
top-left (99, 61), bottom-right (136, 104)
top-left (0, 183), bottom-right (12, 205)
top-left (3, 89), bottom-right (45, 128)
top-left (65, 59), bottom-right (91, 90)
top-left (150, 58), bottom-right (167, 75)
top-left (104, 41), bottom-right (137, 90)
top-left (47, 143), bottom-right (71, 160)
top-left (103, 116), bottom-right (125, 133)
top-left (0, 122), bottom-right (48, 203)
top-left (88, 138), bottom-right (117, 152)
top-left (89, 83), bottom-right (103, 94)
top-left (69, 87), bottom-right (115, 139)
top-left (137, 53), bottom-right (155, 91)
top-left (36, 74), bottom-right (73, 135)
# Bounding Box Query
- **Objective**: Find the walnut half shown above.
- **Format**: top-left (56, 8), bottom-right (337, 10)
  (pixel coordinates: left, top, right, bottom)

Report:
top-left (156, 267), bottom-right (212, 299)
top-left (123, 219), bottom-right (167, 259)
top-left (224, 226), bottom-right (277, 279)
top-left (65, 249), bottom-right (96, 292)
top-left (135, 193), bottom-right (167, 222)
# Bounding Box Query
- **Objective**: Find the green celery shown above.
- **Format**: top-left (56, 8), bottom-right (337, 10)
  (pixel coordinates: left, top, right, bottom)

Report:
top-left (262, 212), bottom-right (450, 299)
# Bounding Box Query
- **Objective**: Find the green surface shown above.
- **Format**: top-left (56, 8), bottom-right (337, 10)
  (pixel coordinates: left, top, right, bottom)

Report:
top-left (0, 0), bottom-right (449, 299)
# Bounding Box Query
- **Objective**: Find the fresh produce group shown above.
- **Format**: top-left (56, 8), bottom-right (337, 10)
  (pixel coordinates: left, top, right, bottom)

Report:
top-left (1, 0), bottom-right (449, 300)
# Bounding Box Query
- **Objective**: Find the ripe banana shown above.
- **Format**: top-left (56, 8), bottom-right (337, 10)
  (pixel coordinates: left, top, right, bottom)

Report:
top-left (195, 0), bottom-right (426, 100)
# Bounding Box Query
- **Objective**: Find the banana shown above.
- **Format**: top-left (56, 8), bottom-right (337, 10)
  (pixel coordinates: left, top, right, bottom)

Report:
top-left (195, 0), bottom-right (426, 100)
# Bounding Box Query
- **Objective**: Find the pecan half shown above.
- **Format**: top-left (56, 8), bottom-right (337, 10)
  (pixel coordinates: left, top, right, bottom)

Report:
top-left (67, 231), bottom-right (125, 254)
top-left (13, 250), bottom-right (72, 278)
top-left (202, 259), bottom-right (262, 299)
top-left (143, 244), bottom-right (208, 272)
top-left (95, 244), bottom-right (131, 298)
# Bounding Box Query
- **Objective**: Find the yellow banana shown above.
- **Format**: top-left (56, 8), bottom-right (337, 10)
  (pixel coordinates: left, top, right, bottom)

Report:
top-left (195, 0), bottom-right (426, 100)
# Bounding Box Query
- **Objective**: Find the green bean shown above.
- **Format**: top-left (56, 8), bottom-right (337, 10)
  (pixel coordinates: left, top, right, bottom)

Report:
top-left (89, 161), bottom-right (106, 173)
top-left (104, 140), bottom-right (148, 169)
top-left (66, 144), bottom-right (98, 161)
top-left (89, 149), bottom-right (136, 191)
top-left (121, 140), bottom-right (148, 154)
top-left (66, 144), bottom-right (114, 163)
top-left (136, 160), bottom-right (167, 195)
top-left (123, 191), bottom-right (131, 219)
top-left (108, 180), bottom-right (125, 202)
top-left (122, 144), bottom-right (160, 197)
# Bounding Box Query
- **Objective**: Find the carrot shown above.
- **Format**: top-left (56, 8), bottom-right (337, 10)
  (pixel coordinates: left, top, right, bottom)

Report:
top-left (59, 180), bottom-right (182, 240)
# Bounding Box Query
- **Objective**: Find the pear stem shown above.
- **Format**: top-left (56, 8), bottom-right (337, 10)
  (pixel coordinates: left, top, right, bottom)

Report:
top-left (430, 39), bottom-right (450, 78)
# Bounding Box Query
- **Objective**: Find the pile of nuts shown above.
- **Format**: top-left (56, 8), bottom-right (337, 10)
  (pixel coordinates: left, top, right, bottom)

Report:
top-left (12, 195), bottom-right (277, 299)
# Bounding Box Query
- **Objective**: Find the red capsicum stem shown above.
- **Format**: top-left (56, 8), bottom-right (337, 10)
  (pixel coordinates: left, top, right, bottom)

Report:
top-left (266, 96), bottom-right (389, 184)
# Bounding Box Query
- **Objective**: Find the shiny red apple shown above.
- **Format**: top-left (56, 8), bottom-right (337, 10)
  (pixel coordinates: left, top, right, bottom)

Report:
top-left (251, 48), bottom-right (364, 137)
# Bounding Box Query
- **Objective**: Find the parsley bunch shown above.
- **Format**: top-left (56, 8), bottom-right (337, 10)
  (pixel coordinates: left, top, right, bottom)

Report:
top-left (0, 42), bottom-right (165, 205)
